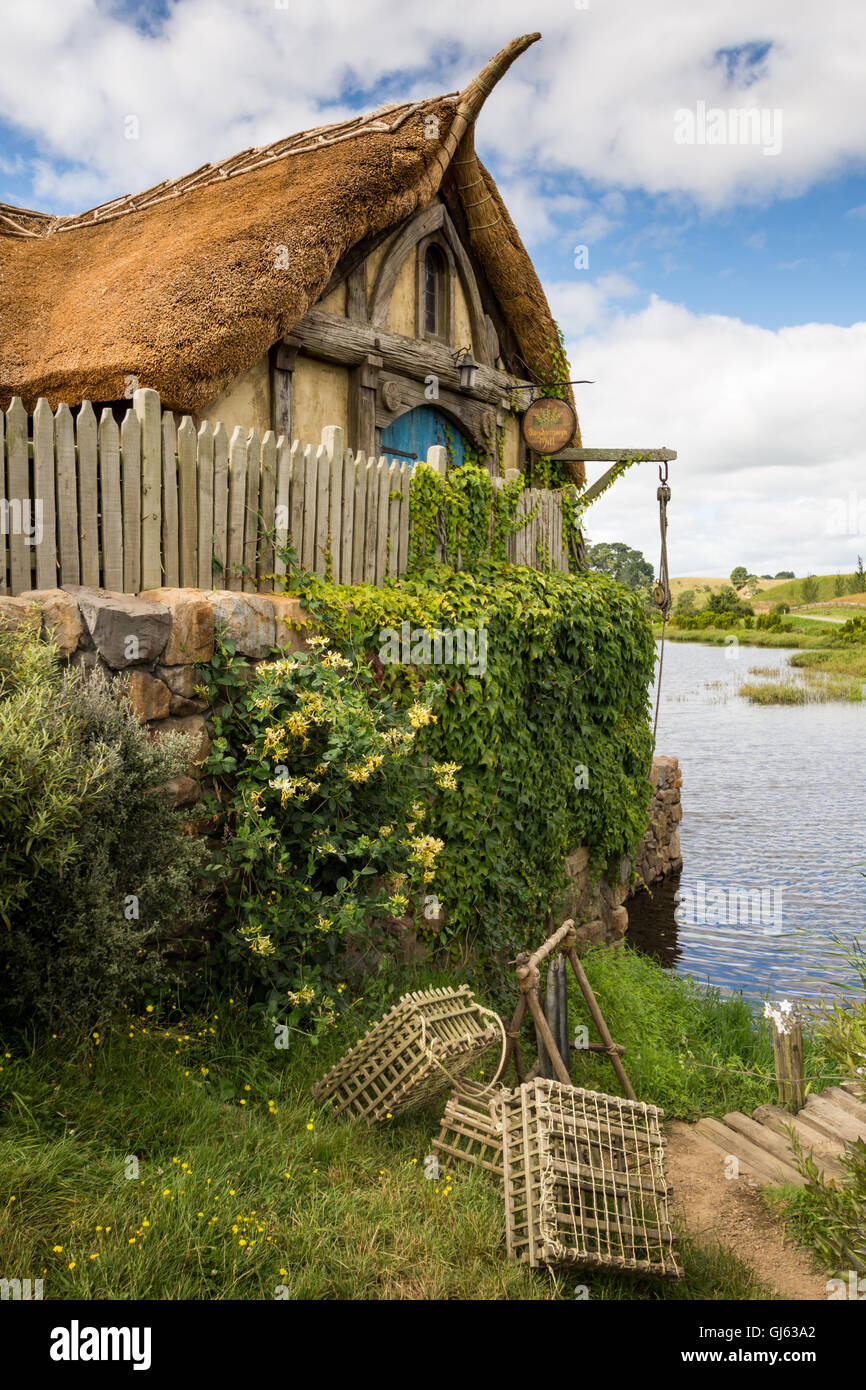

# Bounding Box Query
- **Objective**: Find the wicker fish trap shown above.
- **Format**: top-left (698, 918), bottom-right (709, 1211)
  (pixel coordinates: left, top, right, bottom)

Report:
top-left (432, 1080), bottom-right (514, 1181)
top-left (314, 986), bottom-right (503, 1124)
top-left (499, 1079), bottom-right (680, 1277)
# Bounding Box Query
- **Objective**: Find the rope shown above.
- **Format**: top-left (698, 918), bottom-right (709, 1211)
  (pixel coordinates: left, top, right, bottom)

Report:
top-left (652, 470), bottom-right (672, 744)
top-left (419, 1002), bottom-right (509, 1101)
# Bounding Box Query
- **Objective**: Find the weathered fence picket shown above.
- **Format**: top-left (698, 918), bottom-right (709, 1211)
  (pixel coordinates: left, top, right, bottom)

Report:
top-left (0, 389), bottom-right (570, 597)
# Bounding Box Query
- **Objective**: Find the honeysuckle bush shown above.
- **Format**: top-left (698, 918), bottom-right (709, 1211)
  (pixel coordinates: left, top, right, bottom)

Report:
top-left (271, 558), bottom-right (656, 1000)
top-left (199, 635), bottom-right (453, 1033)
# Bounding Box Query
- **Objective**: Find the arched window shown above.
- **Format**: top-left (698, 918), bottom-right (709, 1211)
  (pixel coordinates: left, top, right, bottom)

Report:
top-left (423, 244), bottom-right (446, 338)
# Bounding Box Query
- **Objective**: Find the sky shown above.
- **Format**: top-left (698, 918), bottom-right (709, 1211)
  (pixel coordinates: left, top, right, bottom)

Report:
top-left (1, 0), bottom-right (865, 577)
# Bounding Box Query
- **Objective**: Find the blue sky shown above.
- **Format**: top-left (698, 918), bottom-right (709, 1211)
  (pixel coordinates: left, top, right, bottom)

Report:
top-left (530, 177), bottom-right (866, 332)
top-left (1, 0), bottom-right (865, 576)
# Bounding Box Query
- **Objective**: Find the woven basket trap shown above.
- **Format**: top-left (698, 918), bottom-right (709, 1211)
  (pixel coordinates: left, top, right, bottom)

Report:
top-left (432, 1080), bottom-right (514, 1181)
top-left (314, 986), bottom-right (500, 1124)
top-left (499, 1079), bottom-right (680, 1277)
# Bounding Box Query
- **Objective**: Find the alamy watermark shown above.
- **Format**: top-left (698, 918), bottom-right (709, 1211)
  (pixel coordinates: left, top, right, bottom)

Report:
top-left (674, 101), bottom-right (782, 157)
top-left (675, 879), bottom-right (783, 935)
top-left (1, 1276), bottom-right (43, 1300)
top-left (826, 491), bottom-right (866, 537)
top-left (0, 498), bottom-right (43, 545)
top-left (378, 621), bottom-right (487, 677)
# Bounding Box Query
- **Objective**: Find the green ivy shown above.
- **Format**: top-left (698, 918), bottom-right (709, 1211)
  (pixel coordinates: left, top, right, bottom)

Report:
top-left (286, 563), bottom-right (656, 992)
top-left (408, 462), bottom-right (536, 573)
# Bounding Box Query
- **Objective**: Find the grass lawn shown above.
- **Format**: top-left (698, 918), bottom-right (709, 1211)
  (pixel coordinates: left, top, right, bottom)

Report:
top-left (0, 948), bottom-right (817, 1301)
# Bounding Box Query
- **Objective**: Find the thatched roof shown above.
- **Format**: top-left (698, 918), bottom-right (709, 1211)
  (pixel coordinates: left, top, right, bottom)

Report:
top-left (0, 32), bottom-right (581, 467)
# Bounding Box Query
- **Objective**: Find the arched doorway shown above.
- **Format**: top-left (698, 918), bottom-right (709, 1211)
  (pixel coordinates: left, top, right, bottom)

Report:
top-left (380, 405), bottom-right (471, 470)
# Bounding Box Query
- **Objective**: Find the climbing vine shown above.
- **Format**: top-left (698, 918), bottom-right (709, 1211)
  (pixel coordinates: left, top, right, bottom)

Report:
top-left (282, 563), bottom-right (656, 994)
top-left (407, 461), bottom-right (535, 573)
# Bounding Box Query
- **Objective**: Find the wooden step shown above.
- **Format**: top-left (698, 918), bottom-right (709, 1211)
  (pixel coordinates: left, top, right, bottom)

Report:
top-left (723, 1111), bottom-right (810, 1184)
top-left (820, 1086), bottom-right (866, 1128)
top-left (695, 1117), bottom-right (801, 1186)
top-left (803, 1094), bottom-right (866, 1144)
top-left (840, 1080), bottom-right (866, 1101)
top-left (685, 1122), bottom-right (766, 1182)
top-left (751, 1105), bottom-right (847, 1178)
top-left (784, 1100), bottom-right (853, 1146)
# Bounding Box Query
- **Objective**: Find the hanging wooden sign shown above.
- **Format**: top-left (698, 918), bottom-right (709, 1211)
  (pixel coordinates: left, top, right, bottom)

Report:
top-left (521, 395), bottom-right (576, 456)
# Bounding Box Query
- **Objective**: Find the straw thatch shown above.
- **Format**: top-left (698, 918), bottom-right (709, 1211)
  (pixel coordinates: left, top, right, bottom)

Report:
top-left (0, 33), bottom-right (581, 472)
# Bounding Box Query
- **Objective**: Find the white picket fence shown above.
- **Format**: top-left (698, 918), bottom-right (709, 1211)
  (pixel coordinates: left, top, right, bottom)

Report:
top-left (0, 388), bottom-right (568, 596)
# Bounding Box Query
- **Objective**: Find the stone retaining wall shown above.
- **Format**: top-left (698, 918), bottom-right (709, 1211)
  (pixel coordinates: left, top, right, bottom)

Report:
top-left (0, 586), bottom-right (310, 792)
top-left (0, 587), bottom-right (683, 954)
top-left (563, 755), bottom-right (683, 949)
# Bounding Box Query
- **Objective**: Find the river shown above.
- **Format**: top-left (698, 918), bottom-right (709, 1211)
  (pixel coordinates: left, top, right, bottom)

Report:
top-left (627, 639), bottom-right (866, 1003)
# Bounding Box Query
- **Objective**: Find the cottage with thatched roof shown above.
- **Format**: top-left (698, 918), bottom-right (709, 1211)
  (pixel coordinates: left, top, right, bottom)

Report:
top-left (0, 32), bottom-right (584, 488)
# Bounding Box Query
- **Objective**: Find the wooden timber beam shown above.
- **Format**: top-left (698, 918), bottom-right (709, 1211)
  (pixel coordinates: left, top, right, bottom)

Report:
top-left (557, 447), bottom-right (677, 463)
top-left (287, 308), bottom-right (525, 405)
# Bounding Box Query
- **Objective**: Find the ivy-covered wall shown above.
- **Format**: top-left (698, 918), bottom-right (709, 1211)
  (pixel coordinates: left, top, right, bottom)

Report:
top-left (306, 563), bottom-right (657, 973)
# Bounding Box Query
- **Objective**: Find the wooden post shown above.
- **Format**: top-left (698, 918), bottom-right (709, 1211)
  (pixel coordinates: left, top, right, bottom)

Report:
top-left (556, 953), bottom-right (570, 1075)
top-left (545, 958), bottom-right (570, 1082)
top-left (525, 989), bottom-right (572, 1086)
top-left (772, 1018), bottom-right (805, 1113)
top-left (500, 994), bottom-right (527, 1083)
top-left (567, 947), bottom-right (637, 1101)
top-left (134, 388), bottom-right (162, 592)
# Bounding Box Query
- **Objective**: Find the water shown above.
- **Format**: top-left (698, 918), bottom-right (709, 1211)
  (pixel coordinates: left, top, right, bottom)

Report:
top-left (627, 640), bottom-right (866, 1003)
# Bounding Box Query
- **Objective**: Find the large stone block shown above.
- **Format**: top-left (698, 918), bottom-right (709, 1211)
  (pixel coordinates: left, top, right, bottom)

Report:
top-left (164, 774), bottom-right (201, 808)
top-left (566, 846), bottom-right (590, 878)
top-left (19, 588), bottom-right (84, 657)
top-left (63, 586), bottom-right (170, 667)
top-left (204, 593), bottom-right (276, 659)
top-left (608, 906), bottom-right (629, 937)
top-left (158, 665), bottom-right (199, 698)
top-left (270, 595), bottom-right (312, 652)
top-left (651, 755), bottom-right (680, 790)
top-left (0, 595), bottom-right (41, 635)
top-left (139, 588), bottom-right (214, 665)
top-left (126, 669), bottom-right (171, 722)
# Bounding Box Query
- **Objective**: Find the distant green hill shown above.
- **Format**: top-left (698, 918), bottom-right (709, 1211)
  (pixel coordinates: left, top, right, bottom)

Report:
top-left (753, 573), bottom-right (859, 604)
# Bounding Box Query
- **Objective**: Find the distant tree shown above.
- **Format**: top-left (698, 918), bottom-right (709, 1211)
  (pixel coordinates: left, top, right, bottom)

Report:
top-left (834, 573), bottom-right (846, 597)
top-left (775, 571), bottom-right (795, 580)
top-left (730, 566), bottom-right (748, 588)
top-left (801, 575), bottom-right (820, 604)
top-left (746, 574), bottom-right (759, 589)
top-left (760, 574), bottom-right (773, 580)
top-left (711, 583), bottom-right (745, 611)
top-left (586, 542), bottom-right (654, 593)
top-left (675, 588), bottom-right (696, 615)
top-left (853, 555), bottom-right (866, 594)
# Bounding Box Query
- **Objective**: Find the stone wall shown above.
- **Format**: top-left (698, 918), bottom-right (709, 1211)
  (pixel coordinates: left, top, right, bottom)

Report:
top-left (562, 755), bottom-right (683, 950)
top-left (0, 586), bottom-right (309, 802)
top-left (0, 588), bottom-right (683, 955)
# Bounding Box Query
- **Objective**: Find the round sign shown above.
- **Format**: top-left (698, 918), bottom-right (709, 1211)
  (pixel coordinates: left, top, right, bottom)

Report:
top-left (520, 395), bottom-right (576, 456)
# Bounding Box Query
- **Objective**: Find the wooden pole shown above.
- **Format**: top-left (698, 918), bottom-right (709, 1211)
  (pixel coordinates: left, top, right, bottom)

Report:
top-left (772, 1018), bottom-right (805, 1113)
top-left (543, 959), bottom-right (561, 1081)
top-left (567, 948), bottom-right (636, 1101)
top-left (525, 989), bottom-right (572, 1086)
top-left (501, 994), bottom-right (528, 1082)
top-left (556, 954), bottom-right (570, 1074)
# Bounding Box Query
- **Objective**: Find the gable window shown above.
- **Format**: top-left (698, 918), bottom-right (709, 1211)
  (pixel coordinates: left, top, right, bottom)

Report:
top-left (423, 244), bottom-right (446, 338)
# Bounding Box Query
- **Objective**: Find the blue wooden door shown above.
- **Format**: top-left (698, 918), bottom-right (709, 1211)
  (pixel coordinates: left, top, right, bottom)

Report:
top-left (380, 406), bottom-right (470, 470)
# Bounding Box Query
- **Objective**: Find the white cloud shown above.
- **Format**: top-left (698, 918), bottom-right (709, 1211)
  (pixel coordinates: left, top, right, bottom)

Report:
top-left (571, 298), bottom-right (866, 575)
top-left (1, 0), bottom-right (865, 212)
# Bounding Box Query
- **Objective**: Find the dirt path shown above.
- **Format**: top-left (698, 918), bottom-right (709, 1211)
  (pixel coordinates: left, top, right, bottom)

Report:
top-left (665, 1121), bottom-right (829, 1300)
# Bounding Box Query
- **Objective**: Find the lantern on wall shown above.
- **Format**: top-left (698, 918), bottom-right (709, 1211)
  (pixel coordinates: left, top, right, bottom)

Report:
top-left (453, 347), bottom-right (478, 393)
